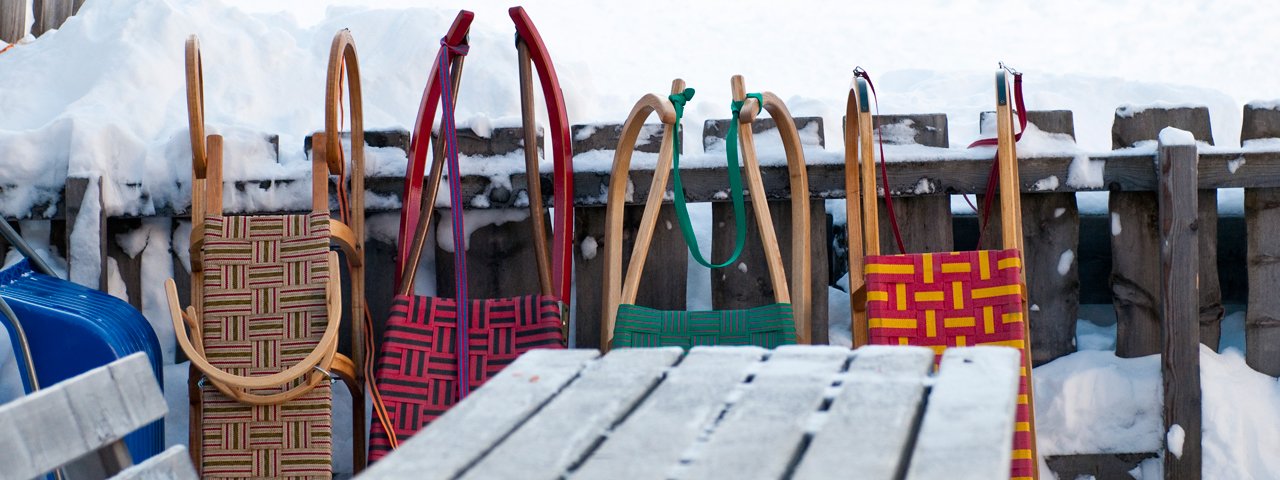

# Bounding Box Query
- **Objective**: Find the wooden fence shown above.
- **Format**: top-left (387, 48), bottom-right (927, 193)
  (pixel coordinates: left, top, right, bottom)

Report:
top-left (4, 103), bottom-right (1280, 479)
top-left (0, 0), bottom-right (81, 43)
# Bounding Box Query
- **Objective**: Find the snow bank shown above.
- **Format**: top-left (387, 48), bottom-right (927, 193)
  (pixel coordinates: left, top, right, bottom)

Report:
top-left (1033, 346), bottom-right (1280, 479)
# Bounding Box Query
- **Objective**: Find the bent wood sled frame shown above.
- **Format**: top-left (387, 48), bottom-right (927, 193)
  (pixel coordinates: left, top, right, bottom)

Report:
top-left (844, 68), bottom-right (1040, 479)
top-left (168, 30), bottom-right (369, 475)
top-left (600, 75), bottom-right (812, 349)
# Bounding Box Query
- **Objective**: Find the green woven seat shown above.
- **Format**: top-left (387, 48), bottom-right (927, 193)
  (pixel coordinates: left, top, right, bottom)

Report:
top-left (613, 303), bottom-right (796, 349)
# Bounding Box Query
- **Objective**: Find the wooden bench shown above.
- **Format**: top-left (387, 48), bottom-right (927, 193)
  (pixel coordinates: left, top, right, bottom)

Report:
top-left (359, 345), bottom-right (1021, 480)
top-left (0, 352), bottom-right (196, 480)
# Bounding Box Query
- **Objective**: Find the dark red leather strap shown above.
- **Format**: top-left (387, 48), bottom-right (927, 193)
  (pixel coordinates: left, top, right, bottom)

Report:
top-left (967, 69), bottom-right (1025, 247)
top-left (854, 68), bottom-right (907, 254)
top-left (511, 6), bottom-right (575, 305)
top-left (395, 11), bottom-right (474, 290)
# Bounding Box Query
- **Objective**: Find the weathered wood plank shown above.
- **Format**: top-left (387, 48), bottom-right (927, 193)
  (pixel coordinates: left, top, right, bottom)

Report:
top-left (978, 110), bottom-right (1082, 365)
top-left (1110, 107), bottom-right (1222, 357)
top-left (1045, 453), bottom-right (1158, 480)
top-left (1158, 134), bottom-right (1202, 479)
top-left (572, 123), bottom-right (666, 155)
top-left (571, 347), bottom-right (766, 479)
top-left (65, 176), bottom-right (107, 290)
top-left (0, 353), bottom-right (164, 480)
top-left (0, 0), bottom-right (24, 43)
top-left (710, 199), bottom-right (828, 344)
top-left (32, 0), bottom-right (74, 37)
top-left (872, 114), bottom-right (953, 255)
top-left (574, 204), bottom-right (687, 349)
top-left (678, 346), bottom-right (849, 480)
top-left (1242, 103), bottom-right (1280, 377)
top-left (106, 218), bottom-right (145, 309)
top-left (701, 116), bottom-right (825, 151)
top-left (792, 345), bottom-right (934, 480)
top-left (359, 349), bottom-right (600, 480)
top-left (904, 347), bottom-right (1021, 480)
top-left (704, 115), bottom-right (826, 344)
top-left (461, 348), bottom-right (684, 479)
top-left (434, 210), bottom-right (546, 299)
top-left (108, 446), bottom-right (199, 480)
top-left (50, 148), bottom-right (1280, 224)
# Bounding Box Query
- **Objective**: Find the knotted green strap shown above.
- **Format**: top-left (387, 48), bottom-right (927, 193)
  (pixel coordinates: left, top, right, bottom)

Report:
top-left (670, 89), bottom-right (759, 269)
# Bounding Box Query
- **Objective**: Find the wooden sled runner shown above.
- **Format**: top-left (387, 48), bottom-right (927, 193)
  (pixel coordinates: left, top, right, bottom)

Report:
top-left (166, 30), bottom-right (367, 478)
top-left (600, 75), bottom-right (812, 350)
top-left (844, 67), bottom-right (1040, 479)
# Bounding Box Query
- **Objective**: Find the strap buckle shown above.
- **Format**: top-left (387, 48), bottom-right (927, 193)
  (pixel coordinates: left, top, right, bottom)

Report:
top-left (998, 61), bottom-right (1021, 77)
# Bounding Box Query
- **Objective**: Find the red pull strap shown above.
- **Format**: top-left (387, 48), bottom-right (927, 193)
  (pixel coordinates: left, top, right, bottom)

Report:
top-left (395, 11), bottom-right (474, 290)
top-left (966, 67), bottom-right (1026, 248)
top-left (855, 68), bottom-right (907, 255)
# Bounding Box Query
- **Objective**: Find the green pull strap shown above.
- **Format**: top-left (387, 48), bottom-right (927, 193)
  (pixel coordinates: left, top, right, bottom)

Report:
top-left (670, 89), bottom-right (757, 269)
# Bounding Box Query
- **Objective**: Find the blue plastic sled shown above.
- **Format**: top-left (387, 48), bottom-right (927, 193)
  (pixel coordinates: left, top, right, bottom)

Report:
top-left (0, 257), bottom-right (165, 465)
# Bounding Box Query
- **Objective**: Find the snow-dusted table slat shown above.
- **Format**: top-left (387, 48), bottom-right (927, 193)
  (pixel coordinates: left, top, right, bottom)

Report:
top-left (677, 346), bottom-right (849, 479)
top-left (359, 346), bottom-right (1021, 480)
top-left (791, 345), bottom-right (935, 480)
top-left (905, 346), bottom-right (1022, 480)
top-left (571, 346), bottom-right (767, 479)
top-left (359, 349), bottom-right (600, 480)
top-left (461, 347), bottom-right (683, 479)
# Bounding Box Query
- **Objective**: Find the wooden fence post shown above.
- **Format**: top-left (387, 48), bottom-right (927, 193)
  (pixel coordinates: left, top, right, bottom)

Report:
top-left (0, 0), bottom-right (25, 43)
top-left (1243, 103), bottom-right (1280, 376)
top-left (32, 0), bottom-right (77, 37)
top-left (1157, 129), bottom-right (1202, 480)
top-left (571, 123), bottom-right (687, 349)
top-left (705, 116), bottom-right (828, 344)
top-left (976, 110), bottom-right (1081, 365)
top-left (65, 176), bottom-right (107, 290)
top-left (1110, 107), bottom-right (1222, 357)
top-left (873, 113), bottom-right (953, 254)
top-left (434, 128), bottom-right (545, 299)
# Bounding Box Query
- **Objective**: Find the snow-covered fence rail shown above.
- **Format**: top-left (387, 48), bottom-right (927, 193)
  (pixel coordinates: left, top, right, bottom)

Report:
top-left (8, 103), bottom-right (1280, 477)
top-left (0, 0), bottom-right (81, 42)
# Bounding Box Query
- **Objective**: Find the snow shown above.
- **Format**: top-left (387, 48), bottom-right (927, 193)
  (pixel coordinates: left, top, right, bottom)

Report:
top-left (3, 0), bottom-right (1280, 478)
top-left (1158, 127), bottom-right (1197, 147)
top-left (1167, 424), bottom-right (1185, 459)
top-left (1054, 207), bottom-right (1066, 218)
top-left (1056, 250), bottom-right (1074, 276)
top-left (1111, 212), bottom-right (1123, 236)
top-left (580, 235), bottom-right (598, 260)
top-left (1033, 175), bottom-right (1060, 192)
top-left (1228, 156), bottom-right (1246, 174)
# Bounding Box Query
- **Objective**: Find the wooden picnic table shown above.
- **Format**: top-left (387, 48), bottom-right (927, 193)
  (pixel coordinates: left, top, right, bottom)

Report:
top-left (358, 345), bottom-right (1021, 480)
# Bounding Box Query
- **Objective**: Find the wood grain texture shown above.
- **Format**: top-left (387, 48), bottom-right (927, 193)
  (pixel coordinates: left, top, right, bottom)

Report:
top-left (904, 347), bottom-right (1021, 480)
top-left (1242, 103), bottom-right (1280, 377)
top-left (64, 176), bottom-right (107, 289)
top-left (573, 204), bottom-right (687, 349)
top-left (570, 347), bottom-right (766, 479)
top-left (0, 0), bottom-right (25, 43)
top-left (701, 116), bottom-right (825, 151)
top-left (461, 348), bottom-right (683, 479)
top-left (710, 199), bottom-right (828, 344)
top-left (978, 110), bottom-right (1081, 365)
top-left (1110, 107), bottom-right (1222, 358)
top-left (791, 345), bottom-right (934, 480)
top-left (0, 353), bottom-right (164, 480)
top-left (678, 346), bottom-right (850, 480)
top-left (359, 349), bottom-right (600, 480)
top-left (874, 113), bottom-right (953, 254)
top-left (108, 445), bottom-right (199, 480)
top-left (1157, 140), bottom-right (1202, 479)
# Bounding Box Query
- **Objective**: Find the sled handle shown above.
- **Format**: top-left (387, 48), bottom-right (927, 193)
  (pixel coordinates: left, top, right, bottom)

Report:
top-left (165, 252), bottom-right (342, 398)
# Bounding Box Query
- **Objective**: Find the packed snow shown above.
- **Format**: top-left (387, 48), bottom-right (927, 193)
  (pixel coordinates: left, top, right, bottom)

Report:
top-left (3, 0), bottom-right (1280, 479)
